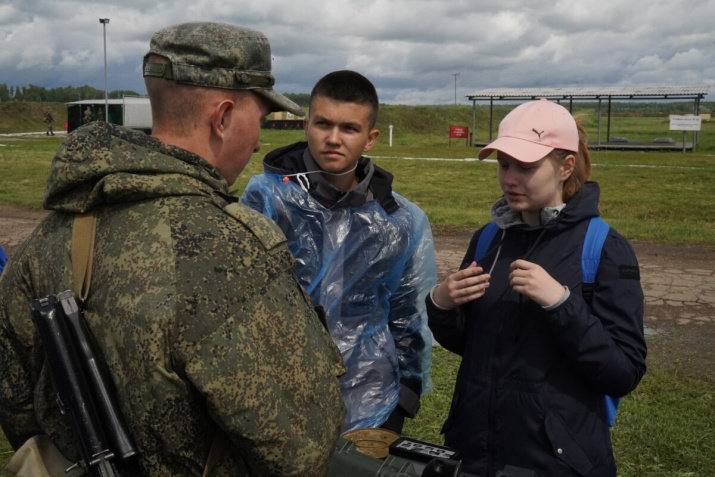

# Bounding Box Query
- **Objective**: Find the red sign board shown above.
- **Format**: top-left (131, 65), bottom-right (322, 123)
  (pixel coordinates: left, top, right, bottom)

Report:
top-left (450, 126), bottom-right (468, 138)
top-left (449, 125), bottom-right (469, 146)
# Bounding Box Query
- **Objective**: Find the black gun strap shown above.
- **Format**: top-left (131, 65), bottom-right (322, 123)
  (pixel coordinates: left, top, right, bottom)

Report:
top-left (71, 212), bottom-right (98, 301)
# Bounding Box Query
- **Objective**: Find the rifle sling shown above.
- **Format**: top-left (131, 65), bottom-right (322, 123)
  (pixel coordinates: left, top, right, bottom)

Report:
top-left (71, 213), bottom-right (98, 301)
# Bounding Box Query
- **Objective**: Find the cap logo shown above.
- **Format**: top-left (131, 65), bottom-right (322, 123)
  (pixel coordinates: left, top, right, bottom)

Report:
top-left (532, 128), bottom-right (544, 140)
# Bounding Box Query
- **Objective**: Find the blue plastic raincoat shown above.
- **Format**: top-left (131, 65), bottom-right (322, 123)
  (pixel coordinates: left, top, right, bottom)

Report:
top-left (241, 142), bottom-right (436, 431)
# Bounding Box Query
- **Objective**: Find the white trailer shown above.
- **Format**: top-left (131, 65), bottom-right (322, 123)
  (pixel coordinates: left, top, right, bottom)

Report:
top-left (65, 96), bottom-right (151, 133)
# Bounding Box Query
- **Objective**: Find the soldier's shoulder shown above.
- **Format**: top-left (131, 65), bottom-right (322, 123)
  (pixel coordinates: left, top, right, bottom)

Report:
top-left (221, 202), bottom-right (286, 252)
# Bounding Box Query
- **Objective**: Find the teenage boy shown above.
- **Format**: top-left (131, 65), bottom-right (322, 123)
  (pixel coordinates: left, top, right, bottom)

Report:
top-left (241, 70), bottom-right (437, 433)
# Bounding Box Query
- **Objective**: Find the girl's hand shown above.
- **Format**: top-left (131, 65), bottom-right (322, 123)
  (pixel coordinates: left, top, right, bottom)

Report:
top-left (509, 259), bottom-right (565, 306)
top-left (432, 261), bottom-right (491, 309)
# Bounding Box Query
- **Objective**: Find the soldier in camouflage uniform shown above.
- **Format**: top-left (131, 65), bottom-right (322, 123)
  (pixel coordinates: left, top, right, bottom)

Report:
top-left (43, 108), bottom-right (55, 135)
top-left (0, 22), bottom-right (346, 476)
top-left (83, 106), bottom-right (93, 124)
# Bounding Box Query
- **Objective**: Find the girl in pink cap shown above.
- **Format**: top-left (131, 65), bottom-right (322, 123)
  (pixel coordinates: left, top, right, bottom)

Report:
top-left (426, 99), bottom-right (646, 477)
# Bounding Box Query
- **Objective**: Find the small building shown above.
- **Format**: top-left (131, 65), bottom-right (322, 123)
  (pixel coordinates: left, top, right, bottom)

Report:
top-left (262, 111), bottom-right (304, 130)
top-left (66, 96), bottom-right (151, 133)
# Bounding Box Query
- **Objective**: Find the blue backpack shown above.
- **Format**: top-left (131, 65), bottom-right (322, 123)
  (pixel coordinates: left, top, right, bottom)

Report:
top-left (475, 217), bottom-right (621, 426)
top-left (0, 244), bottom-right (7, 277)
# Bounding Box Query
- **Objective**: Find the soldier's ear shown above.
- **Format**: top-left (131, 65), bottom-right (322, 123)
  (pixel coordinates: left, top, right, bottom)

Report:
top-left (210, 99), bottom-right (235, 139)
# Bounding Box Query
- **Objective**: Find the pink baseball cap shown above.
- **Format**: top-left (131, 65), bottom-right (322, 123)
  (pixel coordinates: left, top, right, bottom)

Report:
top-left (478, 98), bottom-right (579, 163)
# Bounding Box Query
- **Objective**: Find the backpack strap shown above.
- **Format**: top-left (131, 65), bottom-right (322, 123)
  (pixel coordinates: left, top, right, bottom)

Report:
top-left (581, 217), bottom-right (609, 304)
top-left (474, 221), bottom-right (499, 266)
top-left (581, 217), bottom-right (621, 427)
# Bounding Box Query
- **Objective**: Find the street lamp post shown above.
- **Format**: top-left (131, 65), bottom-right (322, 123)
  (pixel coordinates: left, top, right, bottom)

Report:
top-left (452, 72), bottom-right (460, 105)
top-left (99, 18), bottom-right (110, 122)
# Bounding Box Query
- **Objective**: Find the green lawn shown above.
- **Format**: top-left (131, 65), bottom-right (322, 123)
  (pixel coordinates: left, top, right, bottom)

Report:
top-left (2, 129), bottom-right (714, 245)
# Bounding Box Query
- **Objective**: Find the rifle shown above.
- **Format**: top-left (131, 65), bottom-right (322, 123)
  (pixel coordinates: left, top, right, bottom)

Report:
top-left (30, 290), bottom-right (137, 476)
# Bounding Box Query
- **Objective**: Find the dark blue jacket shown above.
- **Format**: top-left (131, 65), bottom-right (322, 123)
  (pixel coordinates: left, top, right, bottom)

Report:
top-left (427, 183), bottom-right (646, 477)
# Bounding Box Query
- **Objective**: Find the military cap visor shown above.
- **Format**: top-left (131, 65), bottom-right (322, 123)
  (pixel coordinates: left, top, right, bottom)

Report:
top-left (143, 22), bottom-right (304, 117)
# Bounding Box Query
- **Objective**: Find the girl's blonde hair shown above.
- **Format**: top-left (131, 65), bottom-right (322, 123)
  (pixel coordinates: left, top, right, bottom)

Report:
top-left (551, 120), bottom-right (591, 202)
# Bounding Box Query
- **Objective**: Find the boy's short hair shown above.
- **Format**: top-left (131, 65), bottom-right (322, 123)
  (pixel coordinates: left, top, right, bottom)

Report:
top-left (310, 70), bottom-right (379, 128)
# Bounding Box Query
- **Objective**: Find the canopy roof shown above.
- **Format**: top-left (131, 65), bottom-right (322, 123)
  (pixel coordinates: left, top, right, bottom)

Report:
top-left (466, 85), bottom-right (710, 151)
top-left (466, 85), bottom-right (710, 101)
top-left (65, 97), bottom-right (149, 106)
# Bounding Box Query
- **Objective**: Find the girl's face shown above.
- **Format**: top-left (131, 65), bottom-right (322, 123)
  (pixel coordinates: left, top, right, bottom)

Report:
top-left (497, 152), bottom-right (574, 226)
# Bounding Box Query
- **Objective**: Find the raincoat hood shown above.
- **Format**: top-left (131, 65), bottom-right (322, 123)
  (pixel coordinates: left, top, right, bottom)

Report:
top-left (43, 122), bottom-right (229, 214)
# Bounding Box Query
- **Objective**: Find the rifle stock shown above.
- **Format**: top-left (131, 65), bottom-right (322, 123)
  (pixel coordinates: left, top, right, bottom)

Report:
top-left (30, 291), bottom-right (137, 476)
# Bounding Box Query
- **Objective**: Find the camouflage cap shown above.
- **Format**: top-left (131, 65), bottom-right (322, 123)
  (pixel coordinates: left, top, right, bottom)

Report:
top-left (143, 22), bottom-right (304, 117)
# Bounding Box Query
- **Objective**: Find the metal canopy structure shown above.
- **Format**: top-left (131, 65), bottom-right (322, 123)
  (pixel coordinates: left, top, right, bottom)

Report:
top-left (466, 85), bottom-right (711, 149)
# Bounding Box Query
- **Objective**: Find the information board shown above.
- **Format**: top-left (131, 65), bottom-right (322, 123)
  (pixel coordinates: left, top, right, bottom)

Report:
top-left (669, 116), bottom-right (702, 131)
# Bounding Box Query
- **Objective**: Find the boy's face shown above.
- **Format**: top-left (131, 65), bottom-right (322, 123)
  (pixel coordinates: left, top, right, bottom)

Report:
top-left (305, 95), bottom-right (379, 188)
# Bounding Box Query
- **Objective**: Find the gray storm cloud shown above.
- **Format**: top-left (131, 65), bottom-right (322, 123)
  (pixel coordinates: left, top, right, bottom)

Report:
top-left (1, 0), bottom-right (713, 104)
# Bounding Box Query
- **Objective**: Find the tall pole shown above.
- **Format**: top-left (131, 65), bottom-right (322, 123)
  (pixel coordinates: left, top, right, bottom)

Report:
top-left (452, 72), bottom-right (460, 105)
top-left (100, 18), bottom-right (110, 122)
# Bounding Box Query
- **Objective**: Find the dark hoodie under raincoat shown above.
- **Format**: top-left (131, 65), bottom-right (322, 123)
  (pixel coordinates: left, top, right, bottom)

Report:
top-left (0, 123), bottom-right (346, 476)
top-left (427, 183), bottom-right (647, 477)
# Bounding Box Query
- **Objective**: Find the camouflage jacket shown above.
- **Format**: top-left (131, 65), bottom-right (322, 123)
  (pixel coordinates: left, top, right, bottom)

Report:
top-left (0, 122), bottom-right (346, 476)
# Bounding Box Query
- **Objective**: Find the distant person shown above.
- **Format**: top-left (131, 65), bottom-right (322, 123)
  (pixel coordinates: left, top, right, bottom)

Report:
top-left (97, 108), bottom-right (105, 122)
top-left (83, 106), bottom-right (93, 123)
top-left (43, 108), bottom-right (55, 135)
top-left (0, 21), bottom-right (345, 476)
top-left (242, 70), bottom-right (437, 434)
top-left (427, 99), bottom-right (647, 476)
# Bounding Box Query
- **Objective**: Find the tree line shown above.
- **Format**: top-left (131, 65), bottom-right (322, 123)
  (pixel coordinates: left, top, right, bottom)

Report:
top-left (0, 83), bottom-right (311, 106)
top-left (0, 84), bottom-right (142, 103)
top-left (0, 83), bottom-right (707, 114)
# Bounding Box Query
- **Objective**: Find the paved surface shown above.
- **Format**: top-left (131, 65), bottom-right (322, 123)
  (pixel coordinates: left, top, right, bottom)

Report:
top-left (641, 263), bottom-right (714, 329)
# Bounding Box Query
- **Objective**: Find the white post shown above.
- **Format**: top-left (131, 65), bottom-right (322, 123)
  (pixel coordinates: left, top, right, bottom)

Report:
top-left (389, 125), bottom-right (393, 147)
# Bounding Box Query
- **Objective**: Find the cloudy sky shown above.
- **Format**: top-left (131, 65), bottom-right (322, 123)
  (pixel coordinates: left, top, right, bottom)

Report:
top-left (1, 0), bottom-right (714, 104)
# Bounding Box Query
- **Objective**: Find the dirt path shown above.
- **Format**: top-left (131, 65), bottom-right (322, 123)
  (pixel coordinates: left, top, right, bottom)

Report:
top-left (432, 226), bottom-right (715, 383)
top-left (2, 206), bottom-right (714, 382)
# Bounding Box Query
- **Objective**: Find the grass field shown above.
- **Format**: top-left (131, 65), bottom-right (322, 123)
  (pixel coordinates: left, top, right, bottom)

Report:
top-left (3, 126), bottom-right (714, 245)
top-left (1, 112), bottom-right (714, 475)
